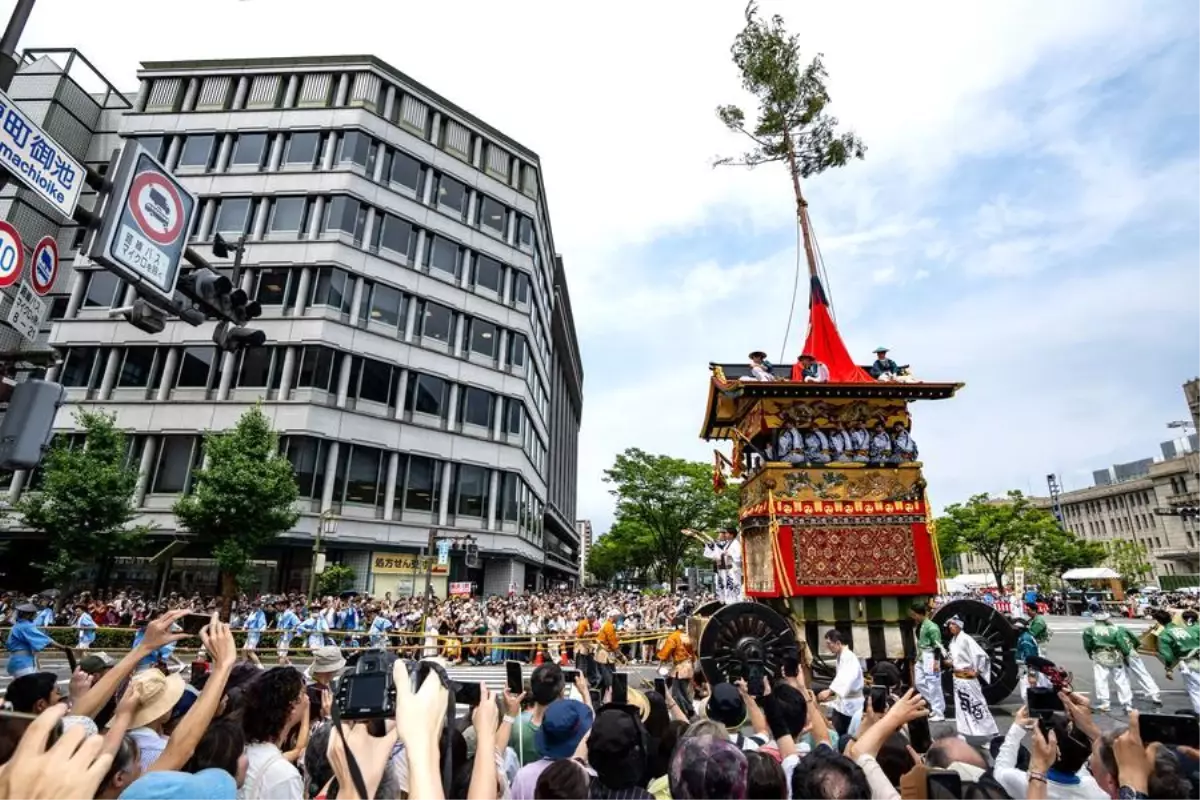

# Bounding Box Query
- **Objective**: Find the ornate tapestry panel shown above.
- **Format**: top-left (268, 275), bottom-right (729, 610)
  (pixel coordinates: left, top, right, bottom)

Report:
top-left (793, 524), bottom-right (919, 586)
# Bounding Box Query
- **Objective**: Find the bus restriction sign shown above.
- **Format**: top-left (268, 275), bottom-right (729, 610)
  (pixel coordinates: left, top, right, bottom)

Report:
top-left (30, 235), bottom-right (58, 296)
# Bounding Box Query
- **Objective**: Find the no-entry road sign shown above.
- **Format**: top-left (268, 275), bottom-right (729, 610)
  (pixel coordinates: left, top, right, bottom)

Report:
top-left (90, 141), bottom-right (197, 305)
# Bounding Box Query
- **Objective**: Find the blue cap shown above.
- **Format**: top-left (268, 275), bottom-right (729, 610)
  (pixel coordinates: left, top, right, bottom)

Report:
top-left (119, 769), bottom-right (236, 800)
top-left (535, 698), bottom-right (594, 759)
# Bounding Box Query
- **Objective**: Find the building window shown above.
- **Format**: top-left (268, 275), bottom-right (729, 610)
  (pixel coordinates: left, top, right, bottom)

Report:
top-left (153, 436), bottom-right (197, 494)
top-left (408, 373), bottom-right (448, 417)
top-left (139, 136), bottom-right (167, 160)
top-left (283, 131), bottom-right (321, 168)
top-left (388, 150), bottom-right (423, 195)
top-left (268, 196), bottom-right (307, 235)
top-left (253, 269), bottom-right (291, 307)
top-left (365, 283), bottom-right (404, 329)
top-left (48, 296), bottom-right (70, 321)
top-left (310, 267), bottom-right (352, 314)
top-left (178, 134), bottom-right (215, 169)
top-left (455, 464), bottom-right (489, 518)
top-left (322, 196), bottom-right (366, 241)
top-left (501, 473), bottom-right (520, 521)
top-left (419, 301), bottom-right (454, 342)
top-left (460, 387), bottom-right (494, 428)
top-left (237, 347), bottom-right (277, 388)
top-left (512, 271), bottom-right (531, 305)
top-left (175, 346), bottom-right (220, 389)
top-left (517, 215), bottom-right (534, 249)
top-left (478, 195), bottom-right (507, 236)
top-left (342, 445), bottom-right (382, 506)
top-left (427, 236), bottom-right (460, 278)
top-left (508, 333), bottom-right (527, 368)
top-left (117, 347), bottom-right (158, 388)
top-left (337, 131), bottom-right (375, 172)
top-left (372, 214), bottom-right (415, 261)
top-left (82, 270), bottom-right (122, 308)
top-left (468, 319), bottom-right (498, 359)
top-left (295, 346), bottom-right (339, 392)
top-left (435, 174), bottom-right (467, 218)
top-left (404, 455), bottom-right (441, 512)
top-left (214, 197), bottom-right (253, 238)
top-left (60, 347), bottom-right (99, 388)
top-left (285, 436), bottom-right (325, 498)
top-left (473, 255), bottom-right (502, 293)
top-left (356, 358), bottom-right (394, 406)
top-left (230, 133), bottom-right (268, 169)
top-left (505, 398), bottom-right (523, 435)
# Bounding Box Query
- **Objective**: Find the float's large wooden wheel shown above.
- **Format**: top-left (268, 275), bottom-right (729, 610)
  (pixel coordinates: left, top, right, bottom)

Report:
top-left (698, 602), bottom-right (798, 687)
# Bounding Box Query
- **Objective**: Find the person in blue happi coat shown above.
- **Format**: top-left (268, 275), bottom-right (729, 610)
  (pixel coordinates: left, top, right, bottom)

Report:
top-left (6, 602), bottom-right (72, 678)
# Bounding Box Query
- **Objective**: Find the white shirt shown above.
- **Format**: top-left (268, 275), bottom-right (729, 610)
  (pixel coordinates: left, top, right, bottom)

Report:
top-left (992, 725), bottom-right (1105, 800)
top-left (828, 647), bottom-right (865, 717)
top-left (128, 727), bottom-right (167, 772)
top-left (239, 742), bottom-right (303, 800)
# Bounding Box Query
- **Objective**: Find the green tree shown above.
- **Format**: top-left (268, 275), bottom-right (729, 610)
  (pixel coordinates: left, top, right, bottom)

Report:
top-left (318, 563), bottom-right (357, 596)
top-left (602, 448), bottom-right (739, 589)
top-left (174, 406), bottom-right (299, 610)
top-left (716, 2), bottom-right (865, 272)
top-left (1028, 526), bottom-right (1107, 586)
top-left (1105, 540), bottom-right (1153, 588)
top-left (19, 410), bottom-right (149, 592)
top-left (935, 490), bottom-right (1060, 591)
top-left (587, 518), bottom-right (658, 587)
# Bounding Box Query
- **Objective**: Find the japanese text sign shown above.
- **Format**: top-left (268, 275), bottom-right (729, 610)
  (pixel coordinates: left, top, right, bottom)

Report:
top-left (90, 141), bottom-right (196, 304)
top-left (0, 89), bottom-right (83, 220)
top-left (371, 552), bottom-right (449, 575)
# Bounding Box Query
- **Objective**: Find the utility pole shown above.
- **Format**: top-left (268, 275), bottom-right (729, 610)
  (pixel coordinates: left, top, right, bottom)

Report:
top-left (0, 0), bottom-right (35, 93)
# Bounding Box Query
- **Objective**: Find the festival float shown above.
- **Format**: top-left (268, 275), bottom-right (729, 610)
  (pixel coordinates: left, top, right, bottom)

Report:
top-left (690, 231), bottom-right (1019, 705)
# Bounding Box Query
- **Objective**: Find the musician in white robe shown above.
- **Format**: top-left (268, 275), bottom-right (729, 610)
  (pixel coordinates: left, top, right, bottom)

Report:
top-left (944, 615), bottom-right (998, 737)
top-left (687, 526), bottom-right (744, 604)
top-left (817, 629), bottom-right (864, 737)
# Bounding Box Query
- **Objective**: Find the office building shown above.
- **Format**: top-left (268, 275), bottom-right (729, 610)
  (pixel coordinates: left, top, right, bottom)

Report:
top-left (0, 52), bottom-right (584, 596)
top-left (576, 519), bottom-right (593, 584)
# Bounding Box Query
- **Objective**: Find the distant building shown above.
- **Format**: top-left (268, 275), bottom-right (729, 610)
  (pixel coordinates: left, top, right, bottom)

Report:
top-left (576, 519), bottom-right (593, 583)
top-left (1185, 378), bottom-right (1199, 430)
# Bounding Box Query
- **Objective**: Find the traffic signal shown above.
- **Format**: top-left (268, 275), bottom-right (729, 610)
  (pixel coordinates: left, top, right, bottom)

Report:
top-left (0, 380), bottom-right (67, 470)
top-left (212, 320), bottom-right (266, 353)
top-left (464, 542), bottom-right (480, 568)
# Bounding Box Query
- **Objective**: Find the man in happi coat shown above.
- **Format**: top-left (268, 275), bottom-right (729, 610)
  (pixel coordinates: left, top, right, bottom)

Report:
top-left (1082, 610), bottom-right (1133, 713)
top-left (944, 615), bottom-right (998, 737)
top-left (909, 602), bottom-right (946, 722)
top-left (1153, 609), bottom-right (1200, 713)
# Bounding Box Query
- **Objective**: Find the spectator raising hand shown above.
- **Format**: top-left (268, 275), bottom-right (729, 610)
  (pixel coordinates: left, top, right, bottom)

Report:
top-left (0, 704), bottom-right (113, 800)
top-left (390, 659), bottom-right (449, 800)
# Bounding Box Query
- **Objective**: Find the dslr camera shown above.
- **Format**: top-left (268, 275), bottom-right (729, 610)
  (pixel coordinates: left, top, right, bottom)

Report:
top-left (334, 650), bottom-right (397, 721)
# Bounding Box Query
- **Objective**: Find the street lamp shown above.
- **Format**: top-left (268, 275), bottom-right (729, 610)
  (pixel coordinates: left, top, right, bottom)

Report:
top-left (308, 510), bottom-right (339, 599)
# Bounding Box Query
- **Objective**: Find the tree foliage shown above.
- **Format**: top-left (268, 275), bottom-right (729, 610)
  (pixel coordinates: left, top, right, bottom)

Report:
top-left (174, 406), bottom-right (299, 606)
top-left (1028, 526), bottom-right (1107, 585)
top-left (318, 563), bottom-right (357, 596)
top-left (1104, 540), bottom-right (1153, 588)
top-left (586, 518), bottom-right (657, 586)
top-left (19, 409), bottom-right (149, 591)
top-left (601, 448), bottom-right (739, 588)
top-left (715, 2), bottom-right (865, 182)
top-left (935, 490), bottom-right (1060, 590)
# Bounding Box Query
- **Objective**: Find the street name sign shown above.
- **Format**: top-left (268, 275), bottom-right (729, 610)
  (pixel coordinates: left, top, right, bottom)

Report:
top-left (0, 89), bottom-right (83, 220)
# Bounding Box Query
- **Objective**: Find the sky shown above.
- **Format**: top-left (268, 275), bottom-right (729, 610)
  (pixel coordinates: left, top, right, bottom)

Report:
top-left (11, 0), bottom-right (1199, 538)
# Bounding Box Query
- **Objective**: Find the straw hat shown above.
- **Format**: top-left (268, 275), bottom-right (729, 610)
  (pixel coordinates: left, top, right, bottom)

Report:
top-left (627, 687), bottom-right (651, 722)
top-left (128, 669), bottom-right (186, 729)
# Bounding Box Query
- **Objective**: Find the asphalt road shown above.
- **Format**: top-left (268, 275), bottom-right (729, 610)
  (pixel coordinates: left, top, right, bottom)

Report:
top-left (3, 615), bottom-right (1186, 737)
